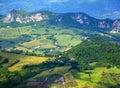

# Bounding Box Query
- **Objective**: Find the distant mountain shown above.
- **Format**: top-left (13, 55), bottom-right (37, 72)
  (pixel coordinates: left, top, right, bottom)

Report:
top-left (1, 10), bottom-right (120, 33)
top-left (3, 10), bottom-right (48, 23)
top-left (1, 0), bottom-right (120, 20)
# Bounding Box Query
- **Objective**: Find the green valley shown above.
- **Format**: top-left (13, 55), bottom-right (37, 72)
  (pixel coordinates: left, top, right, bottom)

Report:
top-left (0, 10), bottom-right (120, 88)
top-left (0, 37), bottom-right (120, 88)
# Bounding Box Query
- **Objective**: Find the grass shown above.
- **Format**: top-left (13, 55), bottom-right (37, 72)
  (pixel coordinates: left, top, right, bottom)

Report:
top-left (0, 51), bottom-right (48, 71)
top-left (0, 26), bottom-right (32, 39)
top-left (34, 66), bottom-right (71, 78)
top-left (91, 67), bottom-right (107, 83)
top-left (9, 56), bottom-right (48, 71)
top-left (73, 67), bottom-right (120, 83)
top-left (76, 79), bottom-right (104, 88)
top-left (21, 39), bottom-right (55, 49)
top-left (72, 67), bottom-right (107, 88)
top-left (106, 66), bottom-right (120, 73)
top-left (68, 38), bottom-right (81, 46)
top-left (40, 39), bottom-right (56, 48)
top-left (31, 28), bottom-right (47, 35)
top-left (54, 34), bottom-right (72, 46)
top-left (21, 39), bottom-right (41, 48)
top-left (54, 34), bottom-right (81, 47)
top-left (91, 67), bottom-right (120, 83)
top-left (72, 67), bottom-right (110, 83)
top-left (0, 52), bottom-right (24, 67)
top-left (41, 44), bottom-right (56, 48)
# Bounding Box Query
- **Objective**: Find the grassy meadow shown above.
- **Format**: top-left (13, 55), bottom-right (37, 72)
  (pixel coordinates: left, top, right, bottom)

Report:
top-left (0, 52), bottom-right (48, 71)
top-left (9, 56), bottom-right (48, 71)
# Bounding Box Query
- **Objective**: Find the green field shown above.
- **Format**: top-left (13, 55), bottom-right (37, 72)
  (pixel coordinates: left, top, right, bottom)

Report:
top-left (0, 26), bottom-right (32, 39)
top-left (71, 67), bottom-right (120, 88)
top-left (54, 34), bottom-right (81, 46)
top-left (0, 26), bottom-right (83, 55)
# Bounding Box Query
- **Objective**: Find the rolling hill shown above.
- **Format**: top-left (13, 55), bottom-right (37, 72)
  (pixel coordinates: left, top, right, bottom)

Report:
top-left (0, 37), bottom-right (120, 88)
top-left (0, 10), bottom-right (120, 88)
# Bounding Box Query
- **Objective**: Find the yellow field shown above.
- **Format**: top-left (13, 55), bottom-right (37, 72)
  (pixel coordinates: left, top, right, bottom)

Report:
top-left (76, 79), bottom-right (104, 88)
top-left (21, 39), bottom-right (56, 49)
top-left (9, 56), bottom-right (48, 71)
top-left (21, 40), bottom-right (41, 48)
top-left (41, 44), bottom-right (56, 48)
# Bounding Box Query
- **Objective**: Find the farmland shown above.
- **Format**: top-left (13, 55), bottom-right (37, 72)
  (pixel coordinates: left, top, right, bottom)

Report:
top-left (0, 52), bottom-right (48, 71)
top-left (0, 15), bottom-right (120, 88)
top-left (0, 36), bottom-right (120, 88)
top-left (0, 25), bottom-right (84, 56)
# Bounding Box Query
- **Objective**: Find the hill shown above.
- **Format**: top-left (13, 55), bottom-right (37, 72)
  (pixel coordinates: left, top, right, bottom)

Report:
top-left (62, 37), bottom-right (120, 68)
top-left (0, 37), bottom-right (120, 88)
top-left (0, 10), bottom-right (120, 88)
top-left (55, 37), bottom-right (120, 88)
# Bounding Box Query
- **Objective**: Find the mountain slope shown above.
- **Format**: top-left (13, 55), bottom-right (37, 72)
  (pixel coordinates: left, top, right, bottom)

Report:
top-left (1, 10), bottom-right (120, 33)
top-left (60, 37), bottom-right (120, 68)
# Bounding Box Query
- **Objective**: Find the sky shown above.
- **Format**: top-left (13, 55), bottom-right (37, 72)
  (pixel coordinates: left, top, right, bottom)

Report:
top-left (0, 0), bottom-right (120, 19)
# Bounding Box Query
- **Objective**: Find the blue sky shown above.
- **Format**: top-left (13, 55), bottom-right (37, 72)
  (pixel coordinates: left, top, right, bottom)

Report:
top-left (0, 0), bottom-right (120, 19)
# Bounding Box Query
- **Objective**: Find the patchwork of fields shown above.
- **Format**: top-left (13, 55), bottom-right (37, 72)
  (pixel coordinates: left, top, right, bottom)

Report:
top-left (0, 26), bottom-right (84, 55)
top-left (0, 22), bottom-right (120, 88)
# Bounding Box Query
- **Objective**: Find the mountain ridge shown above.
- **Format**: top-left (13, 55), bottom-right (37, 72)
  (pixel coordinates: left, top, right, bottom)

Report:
top-left (1, 10), bottom-right (120, 33)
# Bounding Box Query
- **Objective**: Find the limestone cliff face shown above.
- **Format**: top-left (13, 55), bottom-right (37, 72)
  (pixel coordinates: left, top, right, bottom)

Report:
top-left (3, 10), bottom-right (48, 23)
top-left (15, 13), bottom-right (44, 23)
top-left (110, 20), bottom-right (120, 33)
top-left (3, 10), bottom-right (16, 23)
